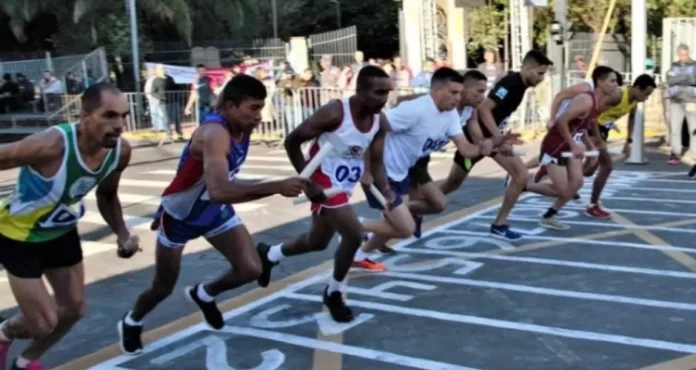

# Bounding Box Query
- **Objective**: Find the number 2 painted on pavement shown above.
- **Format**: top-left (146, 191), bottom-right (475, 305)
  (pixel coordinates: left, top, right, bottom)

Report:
top-left (335, 165), bottom-right (361, 182)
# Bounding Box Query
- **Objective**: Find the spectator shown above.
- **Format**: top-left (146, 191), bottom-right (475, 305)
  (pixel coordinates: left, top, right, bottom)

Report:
top-left (297, 68), bottom-right (320, 119)
top-left (393, 55), bottom-right (413, 91)
top-left (666, 44), bottom-right (696, 164)
top-left (148, 65), bottom-right (169, 132)
top-left (255, 68), bottom-right (276, 126)
top-left (15, 74), bottom-right (35, 105)
top-left (65, 72), bottom-right (83, 94)
top-left (351, 51), bottom-right (366, 76)
top-left (184, 64), bottom-right (216, 122)
top-left (0, 74), bottom-right (20, 113)
top-left (39, 71), bottom-right (64, 111)
top-left (163, 69), bottom-right (184, 141)
top-left (411, 58), bottom-right (436, 89)
top-left (478, 49), bottom-right (505, 91)
top-left (319, 55), bottom-right (340, 104)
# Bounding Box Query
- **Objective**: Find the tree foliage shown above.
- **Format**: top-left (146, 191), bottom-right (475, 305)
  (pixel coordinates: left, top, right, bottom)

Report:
top-left (467, 0), bottom-right (507, 54)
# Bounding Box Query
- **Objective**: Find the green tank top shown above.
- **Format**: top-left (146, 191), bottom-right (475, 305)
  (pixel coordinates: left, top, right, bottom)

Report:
top-left (0, 123), bottom-right (121, 242)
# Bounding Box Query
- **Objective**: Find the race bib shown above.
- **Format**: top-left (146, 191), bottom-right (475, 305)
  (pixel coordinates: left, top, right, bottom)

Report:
top-left (573, 132), bottom-right (584, 143)
top-left (39, 202), bottom-right (85, 229)
top-left (333, 159), bottom-right (363, 187)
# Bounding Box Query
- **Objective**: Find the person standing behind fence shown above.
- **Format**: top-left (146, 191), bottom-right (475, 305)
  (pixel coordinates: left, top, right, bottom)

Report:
top-left (185, 64), bottom-right (216, 123)
top-left (666, 44), bottom-right (696, 165)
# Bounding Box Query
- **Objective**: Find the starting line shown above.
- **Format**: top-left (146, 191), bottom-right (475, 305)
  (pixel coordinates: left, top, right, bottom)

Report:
top-left (70, 170), bottom-right (696, 370)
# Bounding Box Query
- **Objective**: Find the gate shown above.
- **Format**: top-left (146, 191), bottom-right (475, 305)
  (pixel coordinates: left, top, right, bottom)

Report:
top-left (308, 26), bottom-right (358, 66)
top-left (661, 18), bottom-right (696, 78)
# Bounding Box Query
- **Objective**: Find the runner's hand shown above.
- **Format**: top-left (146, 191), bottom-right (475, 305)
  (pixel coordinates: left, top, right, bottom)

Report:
top-left (622, 142), bottom-right (631, 157)
top-left (571, 143), bottom-right (586, 159)
top-left (304, 182), bottom-right (328, 203)
top-left (382, 186), bottom-right (397, 211)
top-left (498, 143), bottom-right (514, 156)
top-left (595, 140), bottom-right (607, 151)
top-left (480, 139), bottom-right (494, 156)
top-left (278, 177), bottom-right (311, 197)
top-left (495, 132), bottom-right (522, 146)
top-left (117, 234), bottom-right (141, 259)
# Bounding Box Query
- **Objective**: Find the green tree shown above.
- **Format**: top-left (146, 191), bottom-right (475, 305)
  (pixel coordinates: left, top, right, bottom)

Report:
top-left (467, 0), bottom-right (507, 55)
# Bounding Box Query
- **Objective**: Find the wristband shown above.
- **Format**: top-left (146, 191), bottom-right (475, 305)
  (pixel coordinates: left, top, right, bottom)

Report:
top-left (627, 138), bottom-right (633, 144)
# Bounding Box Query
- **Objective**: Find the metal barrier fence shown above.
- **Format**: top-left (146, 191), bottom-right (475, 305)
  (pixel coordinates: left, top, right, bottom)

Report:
top-left (123, 91), bottom-right (199, 134)
top-left (309, 26), bottom-right (358, 67)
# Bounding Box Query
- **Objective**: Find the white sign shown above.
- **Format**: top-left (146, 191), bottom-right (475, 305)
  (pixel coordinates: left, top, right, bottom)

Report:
top-left (145, 63), bottom-right (197, 84)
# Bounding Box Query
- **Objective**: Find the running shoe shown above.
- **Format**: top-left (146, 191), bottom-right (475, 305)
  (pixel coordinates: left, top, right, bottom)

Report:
top-left (539, 215), bottom-right (570, 230)
top-left (256, 242), bottom-right (277, 288)
top-left (351, 259), bottom-right (387, 272)
top-left (117, 313), bottom-right (143, 354)
top-left (323, 287), bottom-right (354, 323)
top-left (185, 285), bottom-right (224, 330)
top-left (585, 203), bottom-right (611, 219)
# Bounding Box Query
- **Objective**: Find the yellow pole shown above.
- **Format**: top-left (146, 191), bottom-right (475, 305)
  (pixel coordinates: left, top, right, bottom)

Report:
top-left (584, 0), bottom-right (619, 80)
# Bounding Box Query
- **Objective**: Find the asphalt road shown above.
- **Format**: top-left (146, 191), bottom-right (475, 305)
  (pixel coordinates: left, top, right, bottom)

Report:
top-left (3, 141), bottom-right (696, 370)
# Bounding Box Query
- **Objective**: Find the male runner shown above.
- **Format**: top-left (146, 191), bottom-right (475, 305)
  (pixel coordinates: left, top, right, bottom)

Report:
top-left (472, 50), bottom-right (553, 240)
top-left (351, 68), bottom-right (506, 271)
top-left (255, 66), bottom-right (393, 323)
top-left (525, 66), bottom-right (618, 230)
top-left (531, 73), bottom-right (656, 218)
top-left (118, 75), bottom-right (309, 354)
top-left (0, 83), bottom-right (137, 370)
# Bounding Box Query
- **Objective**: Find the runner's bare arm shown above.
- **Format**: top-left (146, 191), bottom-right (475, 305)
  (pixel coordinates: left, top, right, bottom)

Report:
top-left (201, 125), bottom-right (305, 203)
top-left (367, 113), bottom-right (391, 194)
top-left (0, 128), bottom-right (63, 171)
top-left (284, 101), bottom-right (342, 174)
top-left (626, 106), bottom-right (637, 140)
top-left (600, 88), bottom-right (622, 111)
top-left (555, 94), bottom-right (593, 147)
top-left (451, 134), bottom-right (485, 158)
top-left (549, 82), bottom-right (593, 120)
top-left (477, 98), bottom-right (503, 142)
top-left (95, 139), bottom-right (133, 242)
top-left (465, 109), bottom-right (486, 143)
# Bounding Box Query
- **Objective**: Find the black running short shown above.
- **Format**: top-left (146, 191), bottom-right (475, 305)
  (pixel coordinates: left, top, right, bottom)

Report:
top-left (453, 150), bottom-right (485, 172)
top-left (589, 124), bottom-right (611, 141)
top-left (409, 156), bottom-right (433, 186)
top-left (0, 228), bottom-right (83, 279)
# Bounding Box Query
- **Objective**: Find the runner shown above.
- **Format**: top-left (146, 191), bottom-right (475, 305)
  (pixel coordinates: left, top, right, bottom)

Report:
top-left (117, 75), bottom-right (309, 354)
top-left (255, 66), bottom-right (394, 323)
top-left (531, 73), bottom-right (656, 218)
top-left (525, 66), bottom-right (618, 230)
top-left (0, 83), bottom-right (137, 370)
top-left (363, 69), bottom-right (492, 256)
top-left (473, 50), bottom-right (553, 240)
top-left (352, 68), bottom-right (510, 271)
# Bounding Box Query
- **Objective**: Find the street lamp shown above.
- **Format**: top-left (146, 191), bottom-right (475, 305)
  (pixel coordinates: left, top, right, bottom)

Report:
top-left (329, 0), bottom-right (342, 28)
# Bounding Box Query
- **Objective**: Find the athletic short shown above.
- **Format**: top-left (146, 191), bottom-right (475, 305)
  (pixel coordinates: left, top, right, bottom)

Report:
top-left (365, 177), bottom-right (408, 210)
top-left (309, 170), bottom-right (354, 213)
top-left (409, 156), bottom-right (433, 186)
top-left (453, 150), bottom-right (485, 172)
top-left (539, 150), bottom-right (569, 166)
top-left (157, 206), bottom-right (243, 248)
top-left (0, 228), bottom-right (83, 279)
top-left (599, 124), bottom-right (611, 141)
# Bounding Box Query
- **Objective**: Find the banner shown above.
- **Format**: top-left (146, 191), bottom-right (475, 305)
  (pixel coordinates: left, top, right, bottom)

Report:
top-left (145, 63), bottom-right (197, 84)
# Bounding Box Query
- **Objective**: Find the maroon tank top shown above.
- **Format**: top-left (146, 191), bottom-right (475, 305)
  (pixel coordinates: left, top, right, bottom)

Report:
top-left (542, 91), bottom-right (598, 155)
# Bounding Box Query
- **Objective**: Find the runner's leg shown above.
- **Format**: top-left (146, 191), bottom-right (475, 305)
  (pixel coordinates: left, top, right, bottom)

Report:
top-left (20, 264), bottom-right (85, 361)
top-left (119, 212), bottom-right (189, 354)
top-left (491, 154), bottom-right (527, 240)
top-left (540, 158), bottom-right (583, 230)
top-left (587, 147), bottom-right (613, 218)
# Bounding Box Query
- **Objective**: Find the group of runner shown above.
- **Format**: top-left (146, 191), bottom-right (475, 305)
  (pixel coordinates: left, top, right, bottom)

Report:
top-left (0, 50), bottom-right (658, 368)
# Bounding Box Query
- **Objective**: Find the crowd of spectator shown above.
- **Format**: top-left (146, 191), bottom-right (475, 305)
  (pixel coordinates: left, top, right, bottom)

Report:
top-left (0, 70), bottom-right (95, 114)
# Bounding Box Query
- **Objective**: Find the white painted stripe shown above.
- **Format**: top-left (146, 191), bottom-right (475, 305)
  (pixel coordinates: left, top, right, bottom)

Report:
top-left (81, 212), bottom-right (153, 230)
top-left (0, 241), bottom-right (113, 283)
top-left (516, 202), bottom-right (696, 218)
top-left (120, 179), bottom-right (170, 188)
top-left (287, 292), bottom-right (696, 353)
top-left (222, 326), bottom-right (477, 370)
top-left (133, 170), bottom-right (282, 181)
top-left (381, 271), bottom-right (696, 311)
top-left (577, 185), bottom-right (696, 194)
top-left (82, 193), bottom-right (267, 212)
top-left (474, 215), bottom-right (696, 234)
top-left (440, 230), bottom-right (696, 255)
top-left (572, 195), bottom-right (696, 204)
top-left (396, 248), bottom-right (696, 279)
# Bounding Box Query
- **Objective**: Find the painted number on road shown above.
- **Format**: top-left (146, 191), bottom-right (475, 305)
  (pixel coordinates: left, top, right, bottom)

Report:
top-left (149, 335), bottom-right (285, 370)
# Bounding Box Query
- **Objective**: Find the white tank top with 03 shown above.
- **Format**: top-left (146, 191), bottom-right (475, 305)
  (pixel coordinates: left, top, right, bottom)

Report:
top-left (309, 98), bottom-right (380, 191)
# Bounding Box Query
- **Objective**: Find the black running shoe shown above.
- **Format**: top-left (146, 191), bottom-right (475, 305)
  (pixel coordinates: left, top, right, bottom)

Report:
top-left (117, 313), bottom-right (143, 354)
top-left (186, 285), bottom-right (224, 330)
top-left (256, 242), bottom-right (277, 288)
top-left (688, 164), bottom-right (696, 178)
top-left (323, 287), bottom-right (354, 323)
top-left (413, 215), bottom-right (423, 238)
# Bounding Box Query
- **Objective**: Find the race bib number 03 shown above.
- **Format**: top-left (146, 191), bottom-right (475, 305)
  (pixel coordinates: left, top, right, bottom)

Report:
top-left (335, 165), bottom-right (362, 183)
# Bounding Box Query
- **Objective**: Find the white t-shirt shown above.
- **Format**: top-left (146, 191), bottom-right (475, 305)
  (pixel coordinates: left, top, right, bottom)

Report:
top-left (384, 95), bottom-right (463, 181)
top-left (460, 106), bottom-right (474, 127)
